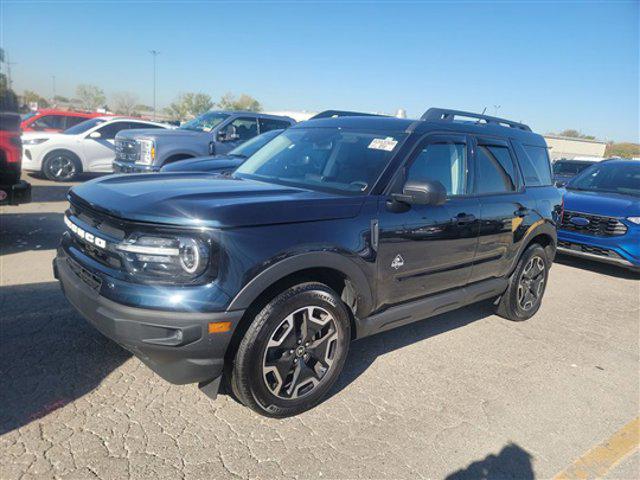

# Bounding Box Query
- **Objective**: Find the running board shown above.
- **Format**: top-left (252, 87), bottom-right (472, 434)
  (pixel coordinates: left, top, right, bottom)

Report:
top-left (356, 277), bottom-right (508, 338)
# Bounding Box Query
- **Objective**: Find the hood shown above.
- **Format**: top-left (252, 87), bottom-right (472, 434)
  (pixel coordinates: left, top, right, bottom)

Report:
top-left (117, 128), bottom-right (208, 141)
top-left (21, 131), bottom-right (65, 141)
top-left (161, 155), bottom-right (244, 173)
top-left (69, 174), bottom-right (364, 228)
top-left (563, 189), bottom-right (640, 217)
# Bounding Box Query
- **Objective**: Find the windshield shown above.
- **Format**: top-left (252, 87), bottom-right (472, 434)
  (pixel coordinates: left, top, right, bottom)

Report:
top-left (235, 127), bottom-right (405, 194)
top-left (180, 112), bottom-right (229, 132)
top-left (567, 162), bottom-right (640, 197)
top-left (553, 161), bottom-right (594, 175)
top-left (229, 129), bottom-right (283, 158)
top-left (64, 117), bottom-right (106, 134)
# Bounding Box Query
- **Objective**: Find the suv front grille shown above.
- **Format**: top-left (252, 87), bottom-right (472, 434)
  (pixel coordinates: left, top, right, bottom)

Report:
top-left (115, 139), bottom-right (139, 163)
top-left (68, 203), bottom-right (125, 269)
top-left (560, 211), bottom-right (627, 236)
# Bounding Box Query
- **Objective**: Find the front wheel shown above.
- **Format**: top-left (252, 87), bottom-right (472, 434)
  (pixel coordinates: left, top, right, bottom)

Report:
top-left (42, 151), bottom-right (81, 182)
top-left (497, 244), bottom-right (550, 321)
top-left (231, 283), bottom-right (351, 417)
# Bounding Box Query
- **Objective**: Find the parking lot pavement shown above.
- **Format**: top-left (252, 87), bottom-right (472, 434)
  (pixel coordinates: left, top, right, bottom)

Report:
top-left (1, 175), bottom-right (639, 480)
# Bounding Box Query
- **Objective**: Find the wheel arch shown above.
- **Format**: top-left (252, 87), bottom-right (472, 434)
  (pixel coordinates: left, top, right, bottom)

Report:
top-left (42, 148), bottom-right (83, 174)
top-left (518, 222), bottom-right (557, 267)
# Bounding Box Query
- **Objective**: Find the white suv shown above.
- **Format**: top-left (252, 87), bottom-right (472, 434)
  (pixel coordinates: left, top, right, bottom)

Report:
top-left (21, 116), bottom-right (169, 181)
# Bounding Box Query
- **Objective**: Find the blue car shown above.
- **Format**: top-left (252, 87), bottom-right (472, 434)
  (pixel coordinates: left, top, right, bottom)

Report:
top-left (558, 159), bottom-right (640, 272)
top-left (160, 129), bottom-right (284, 174)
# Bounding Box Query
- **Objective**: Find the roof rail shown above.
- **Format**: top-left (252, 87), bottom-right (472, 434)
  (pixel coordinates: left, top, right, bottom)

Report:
top-left (421, 108), bottom-right (531, 132)
top-left (310, 110), bottom-right (386, 120)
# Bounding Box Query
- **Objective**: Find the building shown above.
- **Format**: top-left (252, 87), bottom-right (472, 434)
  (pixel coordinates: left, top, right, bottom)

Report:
top-left (543, 135), bottom-right (607, 161)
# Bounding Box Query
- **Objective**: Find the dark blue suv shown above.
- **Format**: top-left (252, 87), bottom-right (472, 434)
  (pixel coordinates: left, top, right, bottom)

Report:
top-left (558, 159), bottom-right (640, 272)
top-left (54, 108), bottom-right (561, 417)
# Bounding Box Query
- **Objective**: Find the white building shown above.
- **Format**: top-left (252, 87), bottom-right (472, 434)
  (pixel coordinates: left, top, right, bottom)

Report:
top-left (543, 135), bottom-right (607, 161)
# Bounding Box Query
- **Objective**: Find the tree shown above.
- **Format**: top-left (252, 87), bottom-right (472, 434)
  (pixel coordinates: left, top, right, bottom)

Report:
top-left (112, 91), bottom-right (139, 115)
top-left (76, 84), bottom-right (106, 111)
top-left (217, 92), bottom-right (262, 112)
top-left (557, 129), bottom-right (596, 141)
top-left (22, 90), bottom-right (49, 108)
top-left (605, 142), bottom-right (640, 158)
top-left (0, 73), bottom-right (18, 112)
top-left (53, 95), bottom-right (70, 103)
top-left (164, 92), bottom-right (213, 120)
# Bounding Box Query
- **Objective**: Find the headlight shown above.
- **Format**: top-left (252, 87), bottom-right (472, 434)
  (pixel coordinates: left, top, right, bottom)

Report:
top-left (627, 217), bottom-right (640, 225)
top-left (116, 234), bottom-right (211, 283)
top-left (22, 138), bottom-right (48, 146)
top-left (137, 139), bottom-right (155, 165)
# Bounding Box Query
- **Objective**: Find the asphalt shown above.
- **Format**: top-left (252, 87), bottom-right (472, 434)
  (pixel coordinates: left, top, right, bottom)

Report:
top-left (1, 174), bottom-right (639, 480)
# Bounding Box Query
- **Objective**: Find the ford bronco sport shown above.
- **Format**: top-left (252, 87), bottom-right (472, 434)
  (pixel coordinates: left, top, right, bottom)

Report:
top-left (55, 108), bottom-right (561, 417)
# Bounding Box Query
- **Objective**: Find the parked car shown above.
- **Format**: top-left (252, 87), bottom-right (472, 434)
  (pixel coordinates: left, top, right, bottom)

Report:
top-left (552, 158), bottom-right (597, 187)
top-left (21, 109), bottom-right (106, 133)
top-left (21, 116), bottom-right (169, 181)
top-left (54, 108), bottom-right (561, 417)
top-left (0, 112), bottom-right (31, 205)
top-left (557, 159), bottom-right (640, 272)
top-left (112, 111), bottom-right (295, 174)
top-left (161, 128), bottom-right (284, 174)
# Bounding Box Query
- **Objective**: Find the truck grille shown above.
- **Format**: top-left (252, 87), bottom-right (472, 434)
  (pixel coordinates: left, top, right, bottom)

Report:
top-left (560, 211), bottom-right (627, 236)
top-left (115, 139), bottom-right (139, 163)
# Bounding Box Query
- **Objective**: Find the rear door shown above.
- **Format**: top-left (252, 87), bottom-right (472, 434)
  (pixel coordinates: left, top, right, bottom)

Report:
top-left (376, 133), bottom-right (481, 308)
top-left (468, 136), bottom-right (536, 282)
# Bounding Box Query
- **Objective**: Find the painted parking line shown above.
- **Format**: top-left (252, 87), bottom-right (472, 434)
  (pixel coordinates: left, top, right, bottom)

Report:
top-left (553, 417), bottom-right (639, 480)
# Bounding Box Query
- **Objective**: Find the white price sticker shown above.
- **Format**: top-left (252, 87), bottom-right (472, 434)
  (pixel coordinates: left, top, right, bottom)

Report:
top-left (368, 137), bottom-right (398, 152)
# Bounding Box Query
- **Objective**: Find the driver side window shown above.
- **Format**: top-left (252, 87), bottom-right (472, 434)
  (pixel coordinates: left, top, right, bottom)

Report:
top-left (407, 141), bottom-right (468, 196)
top-left (219, 117), bottom-right (258, 142)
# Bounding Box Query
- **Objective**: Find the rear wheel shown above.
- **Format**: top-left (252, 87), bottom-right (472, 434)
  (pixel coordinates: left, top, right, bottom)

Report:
top-left (42, 151), bottom-right (81, 181)
top-left (497, 244), bottom-right (549, 321)
top-left (231, 282), bottom-right (351, 417)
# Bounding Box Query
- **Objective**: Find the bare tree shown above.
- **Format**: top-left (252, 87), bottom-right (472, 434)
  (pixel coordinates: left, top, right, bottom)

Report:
top-left (112, 91), bottom-right (139, 115)
top-left (76, 84), bottom-right (106, 111)
top-left (165, 93), bottom-right (213, 120)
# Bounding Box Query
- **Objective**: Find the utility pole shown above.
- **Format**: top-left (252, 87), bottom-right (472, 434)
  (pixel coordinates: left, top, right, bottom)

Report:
top-left (6, 53), bottom-right (17, 89)
top-left (149, 50), bottom-right (160, 120)
top-left (52, 75), bottom-right (56, 100)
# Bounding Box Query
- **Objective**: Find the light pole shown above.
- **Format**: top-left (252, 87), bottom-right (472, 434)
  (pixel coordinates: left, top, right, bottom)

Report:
top-left (150, 50), bottom-right (160, 120)
top-left (52, 75), bottom-right (56, 101)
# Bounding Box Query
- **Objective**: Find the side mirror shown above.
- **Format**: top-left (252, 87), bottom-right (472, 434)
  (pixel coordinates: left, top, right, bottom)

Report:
top-left (89, 131), bottom-right (102, 139)
top-left (392, 179), bottom-right (447, 206)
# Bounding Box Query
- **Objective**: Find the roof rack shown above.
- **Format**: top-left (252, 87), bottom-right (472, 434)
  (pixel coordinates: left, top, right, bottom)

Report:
top-left (421, 108), bottom-right (531, 132)
top-left (309, 110), bottom-right (386, 120)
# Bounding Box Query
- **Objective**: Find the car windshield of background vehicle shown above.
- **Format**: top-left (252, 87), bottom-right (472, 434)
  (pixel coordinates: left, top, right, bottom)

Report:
top-left (553, 161), bottom-right (593, 175)
top-left (63, 117), bottom-right (106, 135)
top-left (235, 127), bottom-right (406, 194)
top-left (228, 129), bottom-right (283, 158)
top-left (180, 112), bottom-right (229, 132)
top-left (567, 162), bottom-right (640, 197)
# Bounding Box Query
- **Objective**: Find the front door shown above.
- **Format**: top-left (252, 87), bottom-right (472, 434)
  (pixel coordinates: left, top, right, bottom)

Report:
top-left (214, 117), bottom-right (259, 154)
top-left (376, 134), bottom-right (480, 309)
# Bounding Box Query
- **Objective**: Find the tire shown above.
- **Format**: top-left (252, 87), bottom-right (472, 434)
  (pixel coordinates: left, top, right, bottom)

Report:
top-left (42, 151), bottom-right (81, 182)
top-left (496, 244), bottom-right (550, 321)
top-left (231, 282), bottom-right (351, 417)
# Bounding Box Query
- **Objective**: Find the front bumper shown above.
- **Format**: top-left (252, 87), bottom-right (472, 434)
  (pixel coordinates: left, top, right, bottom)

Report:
top-left (0, 180), bottom-right (31, 205)
top-left (53, 252), bottom-right (244, 390)
top-left (557, 228), bottom-right (640, 270)
top-left (112, 160), bottom-right (160, 174)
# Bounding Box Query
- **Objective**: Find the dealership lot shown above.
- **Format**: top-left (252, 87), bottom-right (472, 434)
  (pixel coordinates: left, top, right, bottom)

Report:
top-left (1, 176), bottom-right (638, 479)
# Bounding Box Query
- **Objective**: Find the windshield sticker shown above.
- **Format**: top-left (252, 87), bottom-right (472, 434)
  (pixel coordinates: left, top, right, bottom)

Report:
top-left (368, 137), bottom-right (398, 152)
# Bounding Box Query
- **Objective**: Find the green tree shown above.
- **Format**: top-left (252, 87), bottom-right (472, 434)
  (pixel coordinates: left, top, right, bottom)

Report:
top-left (165, 93), bottom-right (213, 120)
top-left (76, 84), bottom-right (106, 111)
top-left (22, 90), bottom-right (50, 108)
top-left (557, 129), bottom-right (596, 141)
top-left (217, 92), bottom-right (262, 112)
top-left (112, 91), bottom-right (139, 115)
top-left (0, 73), bottom-right (18, 112)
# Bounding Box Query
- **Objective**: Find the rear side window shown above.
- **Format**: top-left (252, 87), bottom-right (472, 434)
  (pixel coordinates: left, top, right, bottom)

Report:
top-left (518, 144), bottom-right (553, 186)
top-left (65, 116), bottom-right (90, 129)
top-left (259, 118), bottom-right (291, 132)
top-left (475, 145), bottom-right (517, 194)
top-left (32, 115), bottom-right (66, 130)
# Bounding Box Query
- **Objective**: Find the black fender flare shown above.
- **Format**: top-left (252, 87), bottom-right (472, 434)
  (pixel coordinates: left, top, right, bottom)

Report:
top-left (513, 220), bottom-right (557, 271)
top-left (227, 251), bottom-right (374, 316)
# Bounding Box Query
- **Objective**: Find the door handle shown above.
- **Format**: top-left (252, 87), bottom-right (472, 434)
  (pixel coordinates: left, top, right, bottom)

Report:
top-left (453, 213), bottom-right (476, 225)
top-left (514, 207), bottom-right (530, 217)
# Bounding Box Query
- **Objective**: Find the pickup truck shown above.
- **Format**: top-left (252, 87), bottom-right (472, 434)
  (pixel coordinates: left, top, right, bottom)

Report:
top-left (113, 111), bottom-right (295, 173)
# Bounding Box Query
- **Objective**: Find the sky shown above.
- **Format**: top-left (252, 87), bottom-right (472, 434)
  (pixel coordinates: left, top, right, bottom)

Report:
top-left (1, 0), bottom-right (638, 142)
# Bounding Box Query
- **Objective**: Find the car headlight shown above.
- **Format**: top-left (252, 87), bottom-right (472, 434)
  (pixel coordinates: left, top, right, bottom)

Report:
top-left (116, 234), bottom-right (212, 283)
top-left (627, 217), bottom-right (640, 225)
top-left (22, 138), bottom-right (48, 146)
top-left (137, 139), bottom-right (155, 165)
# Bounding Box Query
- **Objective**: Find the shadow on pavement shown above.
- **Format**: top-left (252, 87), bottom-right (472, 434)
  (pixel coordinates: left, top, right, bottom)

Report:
top-left (330, 300), bottom-right (497, 398)
top-left (0, 281), bottom-right (131, 435)
top-left (555, 253), bottom-right (639, 280)
top-left (0, 212), bottom-right (65, 255)
top-left (445, 442), bottom-right (534, 480)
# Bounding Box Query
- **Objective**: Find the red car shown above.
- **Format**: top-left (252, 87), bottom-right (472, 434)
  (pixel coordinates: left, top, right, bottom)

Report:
top-left (21, 109), bottom-right (105, 132)
top-left (1, 112), bottom-right (31, 205)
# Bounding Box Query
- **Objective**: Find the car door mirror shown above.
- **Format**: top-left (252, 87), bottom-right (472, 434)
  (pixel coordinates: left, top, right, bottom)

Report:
top-left (392, 179), bottom-right (447, 206)
top-left (89, 131), bottom-right (102, 139)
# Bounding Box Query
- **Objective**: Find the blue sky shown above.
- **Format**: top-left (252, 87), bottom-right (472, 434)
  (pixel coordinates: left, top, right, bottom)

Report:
top-left (1, 0), bottom-right (638, 141)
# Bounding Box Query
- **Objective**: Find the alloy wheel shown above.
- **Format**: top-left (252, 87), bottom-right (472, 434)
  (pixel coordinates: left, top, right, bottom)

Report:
top-left (262, 306), bottom-right (339, 400)
top-left (46, 155), bottom-right (76, 180)
top-left (517, 256), bottom-right (546, 311)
